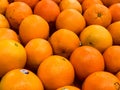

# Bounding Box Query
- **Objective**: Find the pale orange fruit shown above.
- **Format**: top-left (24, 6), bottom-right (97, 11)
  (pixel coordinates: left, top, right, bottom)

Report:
top-left (80, 25), bottom-right (113, 53)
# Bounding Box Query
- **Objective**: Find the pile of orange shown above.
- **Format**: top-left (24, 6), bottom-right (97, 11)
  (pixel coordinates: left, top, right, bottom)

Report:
top-left (1, 0), bottom-right (120, 90)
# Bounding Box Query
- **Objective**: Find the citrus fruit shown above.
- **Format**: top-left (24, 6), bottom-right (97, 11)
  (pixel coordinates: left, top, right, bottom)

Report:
top-left (0, 28), bottom-right (20, 42)
top-left (82, 0), bottom-right (103, 12)
top-left (56, 9), bottom-right (86, 34)
top-left (37, 55), bottom-right (75, 90)
top-left (103, 46), bottom-right (120, 73)
top-left (83, 4), bottom-right (112, 27)
top-left (19, 14), bottom-right (49, 45)
top-left (109, 3), bottom-right (120, 22)
top-left (0, 39), bottom-right (26, 77)
top-left (107, 21), bottom-right (120, 45)
top-left (70, 46), bottom-right (104, 80)
top-left (80, 25), bottom-right (113, 53)
top-left (0, 0), bottom-right (9, 14)
top-left (5, 2), bottom-right (32, 30)
top-left (14, 0), bottom-right (39, 8)
top-left (25, 38), bottom-right (53, 71)
top-left (82, 71), bottom-right (120, 90)
top-left (0, 69), bottom-right (44, 90)
top-left (34, 0), bottom-right (60, 22)
top-left (59, 0), bottom-right (82, 13)
top-left (49, 29), bottom-right (80, 58)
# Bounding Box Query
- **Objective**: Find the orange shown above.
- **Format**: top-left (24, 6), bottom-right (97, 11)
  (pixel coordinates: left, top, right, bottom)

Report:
top-left (70, 46), bottom-right (104, 80)
top-left (25, 38), bottom-right (53, 72)
top-left (109, 3), bottom-right (120, 22)
top-left (82, 71), bottom-right (120, 90)
top-left (0, 0), bottom-right (9, 14)
top-left (103, 46), bottom-right (120, 73)
top-left (101, 0), bottom-right (120, 7)
top-left (56, 9), bottom-right (86, 34)
top-left (19, 14), bottom-right (49, 45)
top-left (83, 4), bottom-right (112, 27)
top-left (5, 2), bottom-right (32, 30)
top-left (0, 69), bottom-right (44, 90)
top-left (82, 0), bottom-right (103, 12)
top-left (107, 21), bottom-right (120, 45)
top-left (0, 39), bottom-right (26, 77)
top-left (56, 85), bottom-right (80, 90)
top-left (14, 0), bottom-right (39, 8)
top-left (59, 0), bottom-right (82, 13)
top-left (37, 55), bottom-right (75, 90)
top-left (79, 25), bottom-right (113, 53)
top-left (0, 28), bottom-right (20, 42)
top-left (49, 29), bottom-right (80, 58)
top-left (0, 14), bottom-right (10, 28)
top-left (34, 0), bottom-right (60, 22)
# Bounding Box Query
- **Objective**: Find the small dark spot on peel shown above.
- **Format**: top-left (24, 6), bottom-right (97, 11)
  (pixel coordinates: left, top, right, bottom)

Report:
top-left (98, 13), bottom-right (102, 17)
top-left (15, 43), bottom-right (18, 47)
top-left (88, 42), bottom-right (93, 45)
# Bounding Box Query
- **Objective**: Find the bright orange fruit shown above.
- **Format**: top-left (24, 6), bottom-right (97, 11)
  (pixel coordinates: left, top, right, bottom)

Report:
top-left (0, 69), bottom-right (44, 90)
top-left (0, 39), bottom-right (26, 77)
top-left (37, 55), bottom-right (75, 90)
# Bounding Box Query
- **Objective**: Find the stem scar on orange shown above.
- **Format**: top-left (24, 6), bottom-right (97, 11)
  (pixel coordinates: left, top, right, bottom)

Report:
top-left (83, 4), bottom-right (112, 27)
